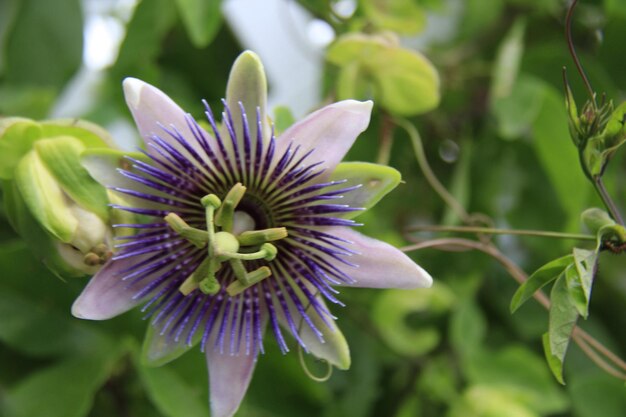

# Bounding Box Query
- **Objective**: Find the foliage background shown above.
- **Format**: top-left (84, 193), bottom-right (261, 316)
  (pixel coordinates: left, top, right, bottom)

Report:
top-left (1, 0), bottom-right (625, 416)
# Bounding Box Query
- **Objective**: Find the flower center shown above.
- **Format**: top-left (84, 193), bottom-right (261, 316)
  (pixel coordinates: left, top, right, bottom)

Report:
top-left (164, 182), bottom-right (287, 297)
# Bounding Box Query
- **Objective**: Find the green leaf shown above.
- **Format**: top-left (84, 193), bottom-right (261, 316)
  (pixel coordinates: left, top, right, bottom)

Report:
top-left (544, 273), bottom-right (580, 384)
top-left (328, 162), bottom-right (402, 219)
top-left (367, 46), bottom-right (440, 116)
top-left (327, 34), bottom-right (440, 116)
top-left (174, 0), bottom-right (222, 48)
top-left (4, 0), bottom-right (82, 87)
top-left (35, 137), bottom-right (109, 221)
top-left (14, 150), bottom-right (77, 242)
top-left (139, 363), bottom-right (208, 417)
top-left (39, 119), bottom-right (112, 148)
top-left (510, 254), bottom-right (573, 313)
top-left (569, 247), bottom-right (598, 319)
top-left (448, 385), bottom-right (539, 417)
top-left (361, 0), bottom-right (426, 35)
top-left (3, 343), bottom-right (125, 417)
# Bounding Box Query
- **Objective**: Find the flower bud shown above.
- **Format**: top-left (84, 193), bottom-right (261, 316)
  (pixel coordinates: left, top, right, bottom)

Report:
top-left (0, 118), bottom-right (116, 278)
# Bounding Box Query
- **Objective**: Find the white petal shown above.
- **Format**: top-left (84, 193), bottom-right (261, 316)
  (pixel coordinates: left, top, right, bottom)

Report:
top-left (123, 78), bottom-right (209, 157)
top-left (276, 100), bottom-right (373, 175)
top-left (206, 342), bottom-right (258, 417)
top-left (334, 227), bottom-right (433, 289)
top-left (72, 256), bottom-right (150, 320)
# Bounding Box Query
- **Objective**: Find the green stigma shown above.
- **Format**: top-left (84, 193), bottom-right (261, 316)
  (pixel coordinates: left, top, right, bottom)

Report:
top-left (165, 182), bottom-right (287, 297)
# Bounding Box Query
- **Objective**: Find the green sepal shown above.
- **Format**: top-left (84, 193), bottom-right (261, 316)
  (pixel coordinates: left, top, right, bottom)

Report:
top-left (273, 105), bottom-right (295, 136)
top-left (14, 149), bottom-right (77, 243)
top-left (0, 118), bottom-right (43, 179)
top-left (35, 136), bottom-right (109, 221)
top-left (39, 119), bottom-right (113, 148)
top-left (2, 179), bottom-right (89, 278)
top-left (510, 254), bottom-right (573, 313)
top-left (328, 162), bottom-right (402, 219)
top-left (141, 323), bottom-right (201, 367)
top-left (226, 51), bottom-right (268, 143)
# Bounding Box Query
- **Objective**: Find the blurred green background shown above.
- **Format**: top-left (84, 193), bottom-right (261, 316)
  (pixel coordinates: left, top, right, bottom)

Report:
top-left (1, 0), bottom-right (625, 416)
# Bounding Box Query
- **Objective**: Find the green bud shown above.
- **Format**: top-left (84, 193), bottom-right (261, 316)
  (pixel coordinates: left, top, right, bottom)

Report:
top-left (581, 207), bottom-right (615, 234)
top-left (0, 117), bottom-right (116, 278)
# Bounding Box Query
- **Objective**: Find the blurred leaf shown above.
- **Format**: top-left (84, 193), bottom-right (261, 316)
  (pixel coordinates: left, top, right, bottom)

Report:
top-left (447, 385), bottom-right (539, 417)
top-left (273, 105), bottom-right (295, 135)
top-left (492, 75), bottom-right (546, 140)
top-left (0, 0), bottom-right (19, 73)
top-left (510, 254), bottom-right (573, 313)
top-left (174, 0), bottom-right (222, 48)
top-left (0, 86), bottom-right (56, 118)
top-left (3, 342), bottom-right (125, 417)
top-left (490, 18), bottom-right (526, 102)
top-left (568, 372), bottom-right (626, 417)
top-left (139, 363), bottom-right (207, 417)
top-left (417, 354), bottom-right (459, 403)
top-left (543, 273), bottom-right (579, 384)
top-left (449, 298), bottom-right (486, 360)
top-left (457, 0), bottom-right (504, 39)
top-left (464, 346), bottom-right (569, 415)
top-left (361, 0), bottom-right (426, 34)
top-left (112, 0), bottom-right (177, 80)
top-left (0, 288), bottom-right (109, 357)
top-left (373, 283), bottom-right (454, 356)
top-left (4, 0), bottom-right (82, 87)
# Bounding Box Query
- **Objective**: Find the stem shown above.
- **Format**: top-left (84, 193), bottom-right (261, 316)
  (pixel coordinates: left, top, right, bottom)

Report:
top-left (408, 224), bottom-right (596, 241)
top-left (565, 0), bottom-right (596, 106)
top-left (376, 113), bottom-right (394, 165)
top-left (594, 177), bottom-right (625, 226)
top-left (402, 238), bottom-right (626, 379)
top-left (395, 118), bottom-right (470, 223)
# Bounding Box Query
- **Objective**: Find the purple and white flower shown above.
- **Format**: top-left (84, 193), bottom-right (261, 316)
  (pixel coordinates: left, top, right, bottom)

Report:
top-left (72, 51), bottom-right (432, 417)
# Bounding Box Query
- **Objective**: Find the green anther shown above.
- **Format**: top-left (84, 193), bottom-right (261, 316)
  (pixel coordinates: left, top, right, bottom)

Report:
top-left (92, 243), bottom-right (110, 257)
top-left (215, 183), bottom-right (247, 232)
top-left (164, 213), bottom-right (208, 248)
top-left (83, 252), bottom-right (101, 266)
top-left (226, 266), bottom-right (272, 296)
top-left (238, 227), bottom-right (288, 246)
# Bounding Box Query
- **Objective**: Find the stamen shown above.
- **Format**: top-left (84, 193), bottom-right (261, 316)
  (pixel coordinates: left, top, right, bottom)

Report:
top-left (238, 227), bottom-right (288, 246)
top-left (215, 182), bottom-right (246, 232)
top-left (166, 184), bottom-right (288, 298)
top-left (164, 213), bottom-right (207, 248)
